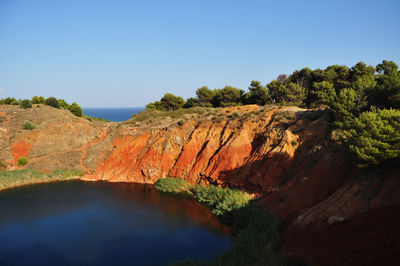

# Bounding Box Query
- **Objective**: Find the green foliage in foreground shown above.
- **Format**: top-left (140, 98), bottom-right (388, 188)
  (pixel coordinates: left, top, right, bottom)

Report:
top-left (343, 108), bottom-right (400, 165)
top-left (0, 169), bottom-right (83, 190)
top-left (17, 156), bottom-right (29, 166)
top-left (155, 178), bottom-right (285, 266)
top-left (192, 185), bottom-right (252, 217)
top-left (155, 178), bottom-right (193, 194)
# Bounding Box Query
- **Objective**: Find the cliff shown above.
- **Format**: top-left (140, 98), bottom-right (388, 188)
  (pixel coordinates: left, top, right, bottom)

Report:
top-left (1, 104), bottom-right (399, 265)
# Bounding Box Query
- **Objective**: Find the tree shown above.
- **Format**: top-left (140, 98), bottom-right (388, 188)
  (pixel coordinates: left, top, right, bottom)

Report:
top-left (212, 86), bottom-right (243, 107)
top-left (183, 97), bottom-right (200, 108)
top-left (160, 93), bottom-right (185, 110)
top-left (325, 65), bottom-right (351, 92)
top-left (58, 99), bottom-right (70, 109)
top-left (309, 81), bottom-right (336, 107)
top-left (248, 80), bottom-right (270, 105)
top-left (20, 99), bottom-right (32, 109)
top-left (31, 96), bottom-right (45, 104)
top-left (349, 62), bottom-right (376, 92)
top-left (45, 97), bottom-right (60, 108)
top-left (69, 102), bottom-right (82, 117)
top-left (196, 86), bottom-right (215, 105)
top-left (145, 101), bottom-right (166, 111)
top-left (344, 108), bottom-right (400, 165)
top-left (267, 81), bottom-right (305, 106)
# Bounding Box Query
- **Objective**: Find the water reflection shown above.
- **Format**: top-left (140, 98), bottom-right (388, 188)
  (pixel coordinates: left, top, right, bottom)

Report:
top-left (0, 181), bottom-right (231, 265)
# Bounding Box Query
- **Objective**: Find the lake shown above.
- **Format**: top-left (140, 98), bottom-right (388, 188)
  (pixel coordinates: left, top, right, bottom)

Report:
top-left (82, 107), bottom-right (145, 122)
top-left (0, 181), bottom-right (231, 266)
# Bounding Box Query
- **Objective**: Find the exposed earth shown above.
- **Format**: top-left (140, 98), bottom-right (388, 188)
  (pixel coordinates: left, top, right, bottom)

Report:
top-left (1, 104), bottom-right (399, 265)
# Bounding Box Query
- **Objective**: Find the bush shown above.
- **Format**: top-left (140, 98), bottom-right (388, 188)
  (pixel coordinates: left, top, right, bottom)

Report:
top-left (155, 178), bottom-right (193, 194)
top-left (192, 185), bottom-right (252, 216)
top-left (45, 97), bottom-right (60, 108)
top-left (17, 156), bottom-right (28, 166)
top-left (231, 112), bottom-right (240, 119)
top-left (344, 108), bottom-right (400, 165)
top-left (23, 120), bottom-right (36, 130)
top-left (20, 99), bottom-right (32, 109)
top-left (69, 102), bottom-right (83, 117)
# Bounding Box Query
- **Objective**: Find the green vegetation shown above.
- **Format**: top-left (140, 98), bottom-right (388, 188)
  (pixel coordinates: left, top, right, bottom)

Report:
top-left (155, 178), bottom-right (193, 194)
top-left (17, 156), bottom-right (28, 166)
top-left (343, 108), bottom-right (400, 165)
top-left (155, 178), bottom-right (284, 266)
top-left (23, 120), bottom-right (36, 130)
top-left (0, 96), bottom-right (84, 118)
top-left (0, 161), bottom-right (7, 169)
top-left (68, 102), bottom-right (83, 117)
top-left (83, 115), bottom-right (110, 122)
top-left (0, 169), bottom-right (83, 191)
top-left (142, 60), bottom-right (400, 166)
top-left (20, 99), bottom-right (32, 109)
top-left (45, 97), bottom-right (60, 108)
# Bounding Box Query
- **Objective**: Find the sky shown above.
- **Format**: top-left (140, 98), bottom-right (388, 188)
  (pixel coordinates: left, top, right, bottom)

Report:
top-left (0, 0), bottom-right (399, 107)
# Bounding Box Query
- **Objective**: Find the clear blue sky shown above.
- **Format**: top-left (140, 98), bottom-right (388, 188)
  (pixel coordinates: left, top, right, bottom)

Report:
top-left (0, 0), bottom-right (399, 107)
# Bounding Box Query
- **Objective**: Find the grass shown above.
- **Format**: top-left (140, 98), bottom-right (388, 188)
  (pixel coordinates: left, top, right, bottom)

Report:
top-left (155, 178), bottom-right (285, 266)
top-left (0, 169), bottom-right (84, 191)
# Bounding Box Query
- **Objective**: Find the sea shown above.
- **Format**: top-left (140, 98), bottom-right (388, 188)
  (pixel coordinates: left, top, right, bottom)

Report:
top-left (82, 107), bottom-right (144, 122)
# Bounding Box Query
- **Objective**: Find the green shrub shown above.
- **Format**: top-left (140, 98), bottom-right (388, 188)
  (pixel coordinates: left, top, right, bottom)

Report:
top-left (45, 97), bottom-right (60, 108)
top-left (0, 161), bottom-right (6, 169)
top-left (192, 185), bottom-right (252, 216)
top-left (20, 99), bottom-right (32, 109)
top-left (177, 120), bottom-right (184, 126)
top-left (23, 120), bottom-right (36, 130)
top-left (344, 108), bottom-right (400, 165)
top-left (231, 112), bottom-right (240, 119)
top-left (17, 156), bottom-right (28, 166)
top-left (155, 178), bottom-right (193, 194)
top-left (291, 140), bottom-right (297, 146)
top-left (69, 102), bottom-right (83, 117)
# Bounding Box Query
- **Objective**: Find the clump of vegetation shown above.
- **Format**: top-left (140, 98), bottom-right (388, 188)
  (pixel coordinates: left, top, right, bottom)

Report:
top-left (155, 178), bottom-right (193, 194)
top-left (155, 178), bottom-right (284, 266)
top-left (45, 97), bottom-right (60, 108)
top-left (0, 169), bottom-right (83, 190)
top-left (192, 185), bottom-right (252, 216)
top-left (231, 112), bottom-right (240, 119)
top-left (343, 108), bottom-right (400, 165)
top-left (20, 99), bottom-right (32, 109)
top-left (23, 120), bottom-right (36, 130)
top-left (83, 115), bottom-right (110, 122)
top-left (177, 120), bottom-right (184, 126)
top-left (68, 102), bottom-right (83, 117)
top-left (17, 156), bottom-right (29, 166)
top-left (0, 161), bottom-right (7, 169)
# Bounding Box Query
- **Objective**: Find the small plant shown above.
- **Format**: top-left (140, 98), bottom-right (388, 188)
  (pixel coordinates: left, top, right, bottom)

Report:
top-left (231, 112), bottom-right (240, 119)
top-left (23, 120), bottom-right (36, 130)
top-left (271, 140), bottom-right (279, 148)
top-left (17, 156), bottom-right (28, 166)
top-left (0, 161), bottom-right (6, 169)
top-left (20, 99), bottom-right (32, 109)
top-left (177, 120), bottom-right (184, 126)
top-left (291, 140), bottom-right (297, 146)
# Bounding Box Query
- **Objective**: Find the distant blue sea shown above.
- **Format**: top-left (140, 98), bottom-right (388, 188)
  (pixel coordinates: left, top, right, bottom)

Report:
top-left (82, 107), bottom-right (144, 122)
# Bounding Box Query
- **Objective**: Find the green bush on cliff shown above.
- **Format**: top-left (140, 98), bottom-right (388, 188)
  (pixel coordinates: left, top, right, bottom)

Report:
top-left (20, 99), bottom-right (32, 109)
top-left (343, 108), bottom-right (400, 165)
top-left (17, 156), bottom-right (28, 166)
top-left (45, 97), bottom-right (60, 108)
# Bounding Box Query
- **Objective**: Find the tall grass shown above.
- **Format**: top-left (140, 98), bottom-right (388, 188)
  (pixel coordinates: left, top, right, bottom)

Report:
top-left (0, 169), bottom-right (83, 190)
top-left (155, 178), bottom-right (285, 266)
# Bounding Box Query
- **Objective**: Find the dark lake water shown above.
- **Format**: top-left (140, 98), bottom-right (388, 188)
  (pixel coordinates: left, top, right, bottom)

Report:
top-left (82, 107), bottom-right (145, 122)
top-left (0, 181), bottom-right (231, 266)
